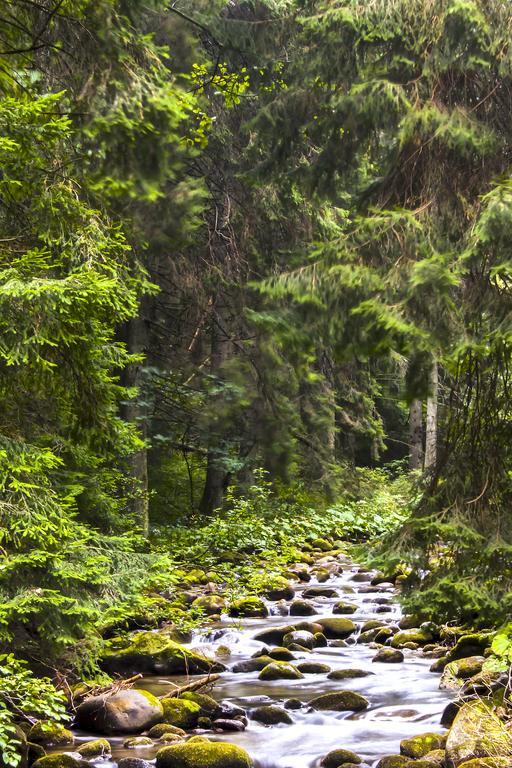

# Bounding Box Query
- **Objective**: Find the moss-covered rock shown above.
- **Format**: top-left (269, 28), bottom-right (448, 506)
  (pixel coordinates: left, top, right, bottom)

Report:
top-left (400, 733), bottom-right (445, 759)
top-left (283, 630), bottom-right (315, 649)
top-left (268, 647), bottom-right (296, 661)
top-left (309, 691), bottom-right (369, 712)
top-left (311, 538), bottom-right (333, 551)
top-left (101, 628), bottom-right (224, 676)
top-left (155, 741), bottom-right (253, 768)
top-left (75, 689), bottom-right (163, 735)
top-left (118, 758), bottom-right (152, 768)
top-left (191, 595), bottom-right (226, 616)
top-left (458, 760), bottom-right (512, 768)
top-left (313, 567), bottom-right (331, 582)
top-left (423, 749), bottom-right (447, 765)
top-left (33, 757), bottom-right (82, 768)
top-left (290, 599), bottom-right (316, 616)
top-left (162, 699), bottom-right (201, 730)
top-left (263, 577), bottom-right (295, 601)
top-left (375, 627), bottom-right (395, 643)
top-left (148, 724), bottom-right (187, 739)
top-left (361, 620), bottom-right (386, 633)
top-left (182, 569), bottom-right (208, 585)
top-left (376, 756), bottom-right (409, 768)
top-left (28, 722), bottom-right (74, 747)
top-left (320, 749), bottom-right (361, 768)
top-left (251, 705), bottom-right (293, 725)
top-left (258, 662), bottom-right (304, 681)
top-left (77, 739), bottom-right (111, 758)
top-left (317, 618), bottom-right (357, 639)
top-left (403, 761), bottom-right (441, 768)
top-left (232, 655), bottom-right (274, 673)
top-left (296, 662), bottom-right (331, 674)
top-left (124, 737), bottom-right (154, 748)
top-left (391, 628), bottom-right (434, 648)
top-left (180, 692), bottom-right (221, 718)
top-left (332, 601), bottom-right (358, 615)
top-left (445, 634), bottom-right (493, 663)
top-left (314, 632), bottom-right (328, 647)
top-left (229, 597), bottom-right (268, 618)
top-left (440, 657), bottom-right (486, 690)
top-left (327, 669), bottom-right (374, 680)
top-left (373, 648), bottom-right (404, 664)
top-left (446, 700), bottom-right (512, 766)
top-left (302, 586), bottom-right (339, 599)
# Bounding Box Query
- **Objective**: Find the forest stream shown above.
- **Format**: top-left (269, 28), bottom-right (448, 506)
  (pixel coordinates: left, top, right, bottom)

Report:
top-left (65, 554), bottom-right (453, 768)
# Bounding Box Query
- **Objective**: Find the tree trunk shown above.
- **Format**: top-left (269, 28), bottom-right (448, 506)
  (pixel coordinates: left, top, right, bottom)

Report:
top-left (409, 399), bottom-right (424, 471)
top-left (425, 361), bottom-right (438, 471)
top-left (120, 315), bottom-right (149, 537)
top-left (199, 313), bottom-right (229, 515)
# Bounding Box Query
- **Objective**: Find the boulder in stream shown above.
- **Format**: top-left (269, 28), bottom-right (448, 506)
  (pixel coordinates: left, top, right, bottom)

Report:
top-left (229, 596), bottom-right (268, 618)
top-left (76, 739), bottom-right (111, 758)
top-left (161, 699), bottom-right (201, 730)
top-left (191, 595), bottom-right (226, 615)
top-left (316, 618), bottom-right (357, 639)
top-left (327, 668), bottom-right (374, 680)
top-left (232, 656), bottom-right (274, 673)
top-left (156, 740), bottom-right (253, 768)
top-left (258, 661), bottom-right (304, 680)
top-left (75, 689), bottom-right (164, 735)
top-left (376, 757), bottom-right (409, 768)
top-left (33, 757), bottom-right (85, 768)
top-left (148, 724), bottom-right (187, 739)
top-left (297, 661), bottom-right (331, 674)
top-left (251, 705), bottom-right (293, 725)
top-left (101, 628), bottom-right (224, 676)
top-left (333, 601), bottom-right (358, 614)
top-left (118, 761), bottom-right (152, 768)
top-left (302, 586), bottom-right (339, 599)
top-left (373, 648), bottom-right (404, 663)
top-left (29, 722), bottom-right (74, 748)
top-left (262, 577), bottom-right (295, 601)
top-left (283, 630), bottom-right (316, 649)
top-left (391, 628), bottom-right (434, 648)
top-left (309, 691), bottom-right (369, 712)
top-left (253, 625), bottom-right (295, 645)
top-left (321, 748), bottom-right (362, 768)
top-left (290, 599), bottom-right (316, 616)
top-left (400, 733), bottom-right (445, 759)
top-left (440, 657), bottom-right (486, 690)
top-left (268, 646), bottom-right (296, 661)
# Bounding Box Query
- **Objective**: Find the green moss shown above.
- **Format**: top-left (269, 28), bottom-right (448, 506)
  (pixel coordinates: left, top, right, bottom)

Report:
top-left (296, 662), bottom-right (331, 674)
top-left (101, 628), bottom-right (223, 675)
top-left (180, 692), bottom-right (221, 718)
top-left (309, 691), bottom-right (369, 712)
top-left (252, 705), bottom-right (293, 725)
top-left (373, 648), bottom-right (404, 663)
top-left (327, 669), bottom-right (374, 680)
top-left (162, 699), bottom-right (201, 730)
top-left (321, 749), bottom-right (362, 768)
top-left (229, 596), bottom-right (268, 618)
top-left (361, 620), bottom-right (386, 632)
top-left (258, 662), bottom-right (304, 680)
top-left (400, 733), bottom-right (445, 759)
top-left (311, 538), bottom-right (333, 551)
top-left (149, 724), bottom-right (187, 739)
top-left (262, 577), bottom-right (295, 601)
top-left (376, 757), bottom-right (409, 768)
top-left (440, 656), bottom-right (485, 689)
top-left (268, 647), bottom-right (295, 661)
top-left (232, 655), bottom-right (274, 673)
top-left (191, 595), bottom-right (226, 615)
top-left (155, 741), bottom-right (253, 768)
top-left (317, 618), bottom-right (357, 638)
top-left (33, 757), bottom-right (81, 768)
top-left (77, 739), bottom-right (111, 757)
top-left (332, 601), bottom-right (358, 614)
top-left (391, 629), bottom-right (434, 648)
top-left (28, 722), bottom-right (74, 747)
top-left (124, 736), bottom-right (154, 748)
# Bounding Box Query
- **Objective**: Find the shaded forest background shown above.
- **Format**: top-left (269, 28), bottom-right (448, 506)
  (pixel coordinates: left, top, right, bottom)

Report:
top-left (2, 0), bottom-right (512, 681)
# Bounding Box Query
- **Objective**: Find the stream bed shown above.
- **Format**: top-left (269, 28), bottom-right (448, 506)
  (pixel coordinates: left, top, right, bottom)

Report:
top-left (70, 554), bottom-right (453, 767)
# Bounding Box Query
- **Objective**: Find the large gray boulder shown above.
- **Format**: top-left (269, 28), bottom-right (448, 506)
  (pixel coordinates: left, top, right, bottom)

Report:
top-left (75, 689), bottom-right (163, 735)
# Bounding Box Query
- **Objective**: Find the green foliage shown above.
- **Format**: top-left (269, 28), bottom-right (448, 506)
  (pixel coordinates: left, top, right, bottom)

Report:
top-left (0, 655), bottom-right (68, 768)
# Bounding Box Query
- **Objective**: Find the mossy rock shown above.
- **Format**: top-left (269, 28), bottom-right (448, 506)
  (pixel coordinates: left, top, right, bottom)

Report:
top-left (358, 629), bottom-right (382, 644)
top-left (373, 648), bottom-right (404, 664)
top-left (399, 615), bottom-right (423, 630)
top-left (445, 634), bottom-right (493, 663)
top-left (229, 597), bottom-right (268, 618)
top-left (302, 586), bottom-right (339, 599)
top-left (375, 628), bottom-right (395, 643)
top-left (268, 647), bottom-right (296, 661)
top-left (391, 628), bottom-right (434, 648)
top-left (77, 739), bottom-right (111, 758)
top-left (440, 657), bottom-right (486, 690)
top-left (124, 737), bottom-right (154, 748)
top-left (296, 662), bottom-right (331, 674)
top-left (290, 599), bottom-right (316, 616)
top-left (400, 733), bottom-right (445, 759)
top-left (182, 569), bottom-right (208, 585)
top-left (29, 722), bottom-right (74, 747)
top-left (191, 595), bottom-right (226, 616)
top-left (76, 690), bottom-right (164, 735)
top-left (314, 632), bottom-right (328, 647)
top-left (162, 699), bottom-right (201, 730)
top-left (376, 757), bottom-right (409, 768)
top-left (446, 700), bottom-right (512, 766)
top-left (332, 601), bottom-right (358, 615)
top-left (311, 538), bottom-right (333, 551)
top-left (232, 656), bottom-right (274, 673)
top-left (317, 618), bottom-right (357, 639)
top-left (263, 577), bottom-right (295, 601)
top-left (33, 757), bottom-right (83, 768)
top-left (423, 749), bottom-right (447, 765)
top-left (294, 621), bottom-right (323, 633)
top-left (309, 691), bottom-right (369, 712)
top-left (320, 749), bottom-right (362, 768)
top-left (283, 630), bottom-right (315, 649)
top-left (313, 568), bottom-right (331, 582)
top-left (118, 759), bottom-right (152, 768)
top-left (361, 620), bottom-right (386, 633)
top-left (155, 741), bottom-right (253, 768)
top-left (253, 625), bottom-right (295, 645)
top-left (101, 628), bottom-right (224, 676)
top-left (327, 669), bottom-right (374, 680)
top-left (258, 662), bottom-right (304, 681)
top-left (403, 761), bottom-right (441, 768)
top-left (180, 692), bottom-right (222, 718)
top-left (251, 705), bottom-right (293, 725)
top-left (149, 724), bottom-right (187, 739)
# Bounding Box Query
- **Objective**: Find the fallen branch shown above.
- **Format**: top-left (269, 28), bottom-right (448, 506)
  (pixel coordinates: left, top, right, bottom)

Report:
top-left (159, 673), bottom-right (220, 700)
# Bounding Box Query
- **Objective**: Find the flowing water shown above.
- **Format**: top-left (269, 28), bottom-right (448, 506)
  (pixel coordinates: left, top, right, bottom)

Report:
top-left (71, 554), bottom-right (453, 767)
